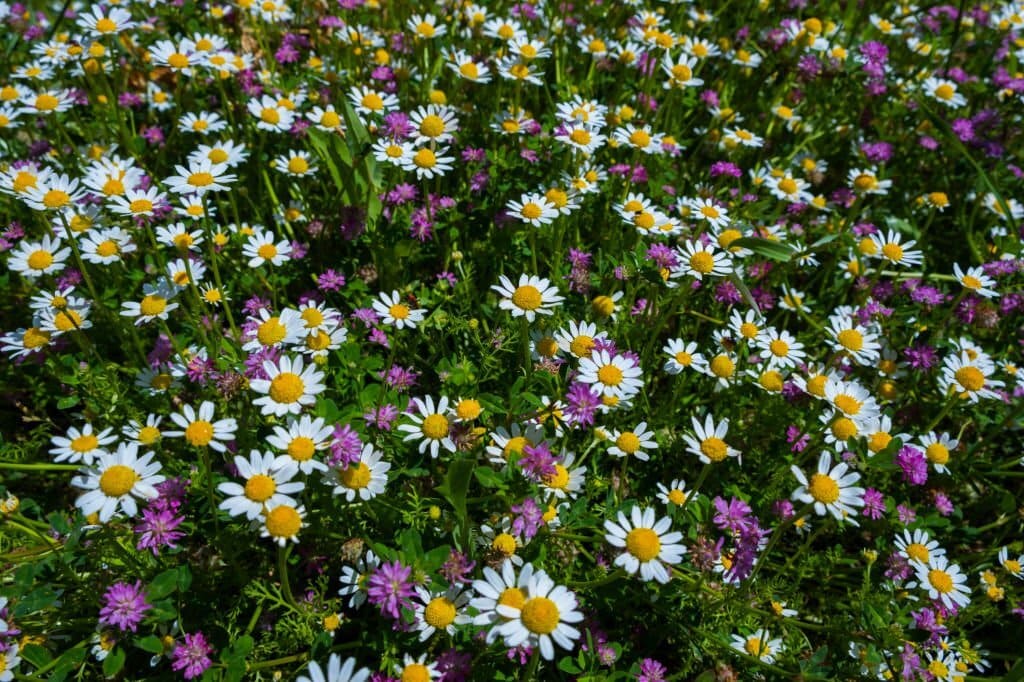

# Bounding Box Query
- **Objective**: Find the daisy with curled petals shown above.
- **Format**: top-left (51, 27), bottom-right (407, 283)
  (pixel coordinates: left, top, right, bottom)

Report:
top-left (493, 570), bottom-right (583, 660)
top-left (260, 502), bottom-right (306, 546)
top-left (50, 423), bottom-right (117, 465)
top-left (72, 443), bottom-right (165, 523)
top-left (606, 422), bottom-right (657, 461)
top-left (506, 192), bottom-right (558, 227)
top-left (325, 443), bottom-right (390, 502)
top-left (492, 274), bottom-right (564, 322)
top-left (217, 450), bottom-right (304, 520)
top-left (399, 395), bottom-right (456, 459)
top-left (372, 290), bottom-right (427, 329)
top-left (953, 263), bottom-right (999, 298)
top-left (730, 629), bottom-right (783, 664)
top-left (791, 451), bottom-right (866, 525)
top-left (247, 95), bottom-right (295, 133)
top-left (266, 415), bottom-right (333, 473)
top-left (682, 414), bottom-right (740, 464)
top-left (937, 352), bottom-right (1003, 402)
top-left (471, 560), bottom-right (539, 642)
top-left (250, 355), bottom-right (326, 417)
top-left (604, 506), bottom-right (686, 584)
top-left (577, 350), bottom-right (643, 399)
top-left (671, 239), bottom-right (732, 281)
top-left (868, 229), bottom-right (923, 267)
top-left (297, 654), bottom-right (370, 682)
top-left (919, 431), bottom-right (957, 474)
top-left (413, 585), bottom-right (472, 641)
top-left (825, 316), bottom-right (881, 366)
top-left (895, 528), bottom-right (946, 567)
top-left (164, 400), bottom-right (237, 452)
top-left (164, 160), bottom-right (236, 196)
top-left (243, 228), bottom-right (292, 268)
top-left (662, 338), bottom-right (706, 374)
top-left (910, 555), bottom-right (971, 609)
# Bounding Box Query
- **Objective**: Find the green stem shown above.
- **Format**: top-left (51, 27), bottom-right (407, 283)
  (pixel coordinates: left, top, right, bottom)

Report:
top-left (279, 545), bottom-right (296, 607)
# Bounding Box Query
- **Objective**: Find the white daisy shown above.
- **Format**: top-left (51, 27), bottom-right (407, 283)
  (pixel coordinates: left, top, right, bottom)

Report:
top-left (398, 395), bottom-right (456, 459)
top-left (576, 350), bottom-right (643, 399)
top-left (910, 555), bottom-right (971, 609)
top-left (72, 443), bottom-right (165, 522)
top-left (604, 506), bottom-right (686, 583)
top-left (470, 560), bottom-right (539, 642)
top-left (164, 400), bottom-right (238, 452)
top-left (266, 415), bottom-right (333, 473)
top-left (260, 502), bottom-right (306, 546)
top-left (681, 414), bottom-right (740, 464)
top-left (412, 585), bottom-right (471, 641)
top-left (325, 443), bottom-right (390, 501)
top-left (371, 290), bottom-right (427, 330)
top-left (250, 355), bottom-right (326, 417)
top-left (791, 451), bottom-right (866, 525)
top-left (493, 570), bottom-right (584, 660)
top-left (50, 423), bottom-right (117, 465)
top-left (730, 629), bottom-right (783, 663)
top-left (296, 654), bottom-right (370, 682)
top-left (217, 450), bottom-right (304, 520)
top-left (492, 274), bottom-right (564, 322)
top-left (606, 422), bottom-right (657, 461)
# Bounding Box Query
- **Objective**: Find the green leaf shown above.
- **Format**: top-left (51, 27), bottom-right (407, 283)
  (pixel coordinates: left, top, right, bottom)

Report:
top-left (223, 634), bottom-right (254, 682)
top-left (20, 643), bottom-right (52, 668)
top-left (435, 458), bottom-right (474, 527)
top-left (49, 646), bottom-right (87, 682)
top-left (102, 647), bottom-right (126, 677)
top-left (136, 635), bottom-right (165, 654)
top-left (148, 567), bottom-right (181, 600)
top-left (13, 586), bottom-right (59, 616)
top-left (730, 237), bottom-right (794, 262)
top-left (558, 656), bottom-right (582, 674)
top-left (56, 395), bottom-right (80, 409)
top-left (473, 466), bottom-right (506, 490)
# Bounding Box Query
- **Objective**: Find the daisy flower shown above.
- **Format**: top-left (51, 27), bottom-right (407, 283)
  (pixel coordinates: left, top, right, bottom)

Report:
top-left (250, 354), bottom-right (326, 417)
top-left (216, 450), bottom-right (304, 520)
top-left (339, 549), bottom-right (379, 609)
top-left (492, 570), bottom-right (583, 660)
top-left (672, 239), bottom-right (732, 280)
top-left (297, 654), bottom-right (370, 682)
top-left (869, 230), bottom-right (923, 267)
top-left (924, 76), bottom-right (966, 108)
top-left (348, 85), bottom-right (399, 118)
top-left (274, 151), bottom-right (317, 177)
top-left (372, 138), bottom-right (413, 166)
top-left (657, 479), bottom-right (694, 507)
top-left (394, 655), bottom-right (439, 682)
top-left (825, 317), bottom-right (881, 365)
top-left (479, 519), bottom-right (525, 566)
top-left (178, 111), bottom-right (227, 136)
top-left (485, 423), bottom-right (545, 468)
top-left (408, 12), bottom-right (445, 38)
top-left (849, 168), bottom-right (892, 196)
top-left (824, 378), bottom-right (880, 424)
top-left (446, 50), bottom-right (491, 83)
top-left (613, 124), bottom-right (664, 154)
top-left (305, 105), bottom-right (343, 131)
top-left (260, 502), bottom-right (306, 546)
top-left (243, 228), bottom-right (292, 268)
top-left (107, 187), bottom-right (165, 218)
top-left (72, 443), bottom-right (165, 523)
top-left (156, 223), bottom-right (204, 251)
top-left (577, 350), bottom-right (643, 400)
top-left (164, 400), bottom-right (238, 452)
top-left (471, 560), bottom-right (539, 642)
top-left (1, 326), bottom-right (53, 359)
top-left (409, 104), bottom-right (459, 145)
top-left (402, 146), bottom-right (455, 179)
top-left (722, 127), bottom-right (765, 149)
top-left (895, 529), bottom-right (946, 567)
top-left (554, 320), bottom-right (607, 359)
top-left (247, 95), bottom-right (295, 132)
top-left (492, 274), bottom-right (564, 322)
top-left (662, 53), bottom-right (703, 88)
top-left (687, 197), bottom-right (729, 229)
top-left (604, 506), bottom-right (686, 583)
top-left (662, 338), bottom-right (706, 374)
top-left (188, 140), bottom-right (249, 168)
top-left (555, 123), bottom-right (606, 155)
top-left (164, 160), bottom-right (236, 196)
top-left (149, 40), bottom-right (196, 75)
top-left (791, 452), bottom-right (866, 525)
top-left (243, 307), bottom-right (305, 353)
top-left (413, 585), bottom-right (471, 641)
top-left (122, 415), bottom-right (163, 447)
top-left (39, 303), bottom-right (92, 336)
top-left (756, 328), bottom-right (806, 369)
top-left (919, 432), bottom-right (957, 474)
top-left (682, 414), bottom-right (740, 464)
top-left (953, 263), bottom-right (998, 298)
top-left (6, 233), bottom-right (69, 279)
top-left (119, 281), bottom-right (180, 326)
top-left (506, 193), bottom-right (559, 227)
top-left (540, 451), bottom-right (586, 500)
top-left (77, 6), bottom-right (136, 35)
top-left (938, 352), bottom-right (1003, 402)
top-left (372, 290), bottom-right (427, 329)
top-left (998, 547), bottom-right (1023, 579)
top-left (23, 173), bottom-right (85, 213)
top-left (731, 629), bottom-right (783, 663)
top-left (19, 88), bottom-right (75, 115)
top-left (50, 423), bottom-right (117, 465)
top-left (266, 415), bottom-right (333, 473)
top-left (910, 556), bottom-right (971, 609)
top-left (325, 443), bottom-right (391, 502)
top-left (606, 422), bottom-right (658, 461)
top-left (767, 173), bottom-right (811, 202)
top-left (398, 395), bottom-right (456, 459)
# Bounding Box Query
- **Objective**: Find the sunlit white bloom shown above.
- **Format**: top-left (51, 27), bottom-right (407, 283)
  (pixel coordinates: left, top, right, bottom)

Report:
top-left (604, 506), bottom-right (686, 583)
top-left (250, 355), bottom-right (326, 416)
top-left (72, 443), bottom-right (165, 523)
top-left (791, 451), bottom-right (865, 525)
top-left (325, 443), bottom-right (391, 502)
top-left (217, 450), bottom-right (304, 520)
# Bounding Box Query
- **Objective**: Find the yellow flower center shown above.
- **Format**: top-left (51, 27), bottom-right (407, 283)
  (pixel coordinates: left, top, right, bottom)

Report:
top-left (256, 243), bottom-right (278, 262)
top-left (27, 250), bottom-right (54, 270)
top-left (188, 172), bottom-right (214, 187)
top-left (129, 197), bottom-right (154, 214)
top-left (672, 64), bottom-right (692, 81)
top-left (422, 414), bottom-right (450, 440)
top-left (502, 436), bottom-right (527, 461)
top-left (628, 130), bottom-right (651, 147)
top-left (591, 295), bottom-right (615, 317)
top-left (613, 431), bottom-right (640, 454)
top-left (402, 664), bottom-right (431, 682)
top-left (102, 178), bottom-right (125, 196)
top-left (569, 128), bottom-right (591, 145)
top-left (769, 339), bottom-right (789, 357)
top-left (139, 295), bottom-right (167, 317)
top-left (244, 473), bottom-right (277, 502)
top-left (416, 21), bottom-right (435, 37)
top-left (854, 174), bottom-right (878, 192)
top-left (700, 437), bottom-right (728, 462)
top-left (808, 473), bottom-right (840, 504)
top-left (776, 105), bottom-right (793, 119)
top-left (269, 372), bottom-right (305, 404)
top-left (287, 436), bottom-right (316, 461)
top-left (536, 337), bottom-right (558, 358)
top-left (35, 93), bottom-right (59, 111)
top-left (837, 329), bottom-right (864, 352)
top-left (674, 351), bottom-right (692, 366)
top-left (138, 426), bottom-right (160, 445)
top-left (167, 53), bottom-right (190, 69)
top-left (43, 189), bottom-right (71, 209)
top-left (569, 335), bottom-right (595, 358)
top-left (934, 84), bottom-right (955, 100)
top-left (926, 443), bottom-right (949, 465)
top-left (22, 327), bottom-right (51, 348)
top-left (99, 464), bottom-right (138, 496)
top-left (260, 107), bottom-right (280, 124)
top-left (868, 431), bottom-right (892, 453)
top-left (928, 568), bottom-right (954, 593)
top-left (833, 394), bottom-right (862, 416)
top-left (710, 354), bottom-right (735, 378)
top-left (831, 417), bottom-right (858, 441)
top-left (745, 637), bottom-right (765, 657)
top-left (459, 62), bottom-right (479, 79)
top-left (954, 366), bottom-right (985, 391)
top-left (96, 17), bottom-right (118, 32)
top-left (690, 251), bottom-right (715, 274)
top-left (70, 434), bottom-right (98, 453)
top-left (906, 543), bottom-right (930, 563)
top-left (520, 596), bottom-right (560, 634)
top-left (185, 420), bottom-right (214, 446)
top-left (778, 178), bottom-right (798, 195)
top-left (492, 533), bottom-right (517, 556)
top-left (208, 149), bottom-right (229, 164)
top-left (265, 505), bottom-right (301, 538)
top-left (625, 527), bottom-right (661, 561)
top-left (257, 317), bottom-right (287, 346)
top-left (419, 114), bottom-right (445, 138)
top-left (668, 489), bottom-right (686, 505)
top-left (413, 149), bottom-right (436, 168)
top-left (511, 285), bottom-right (542, 311)
top-left (287, 156), bottom-right (309, 174)
top-left (424, 597), bottom-right (456, 629)
top-left (340, 462), bottom-right (372, 489)
top-left (597, 363), bottom-right (624, 387)
top-left (520, 202), bottom-right (544, 220)
top-left (300, 308), bottom-right (324, 329)
top-left (455, 399), bottom-right (481, 420)
top-left (498, 586), bottom-right (526, 609)
top-left (52, 309), bottom-right (83, 331)
top-left (961, 275), bottom-right (982, 290)
top-left (150, 373), bottom-right (172, 390)
top-left (543, 464), bottom-right (570, 489)
top-left (881, 242), bottom-right (903, 262)
top-left (700, 205), bottom-right (720, 219)
top-left (388, 303), bottom-right (410, 320)
top-left (759, 370), bottom-right (784, 392)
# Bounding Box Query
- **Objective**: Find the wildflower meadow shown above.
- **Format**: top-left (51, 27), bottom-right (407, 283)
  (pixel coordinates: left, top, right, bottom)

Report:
top-left (2, 0), bottom-right (1024, 679)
